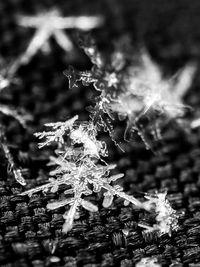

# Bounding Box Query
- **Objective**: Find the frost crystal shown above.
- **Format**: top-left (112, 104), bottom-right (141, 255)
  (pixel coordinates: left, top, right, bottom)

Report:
top-left (136, 257), bottom-right (161, 267)
top-left (21, 115), bottom-right (148, 232)
top-left (17, 9), bottom-right (104, 64)
top-left (139, 191), bottom-right (179, 236)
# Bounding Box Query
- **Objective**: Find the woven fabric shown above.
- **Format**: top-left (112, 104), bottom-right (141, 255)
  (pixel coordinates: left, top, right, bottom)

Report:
top-left (0, 0), bottom-right (200, 266)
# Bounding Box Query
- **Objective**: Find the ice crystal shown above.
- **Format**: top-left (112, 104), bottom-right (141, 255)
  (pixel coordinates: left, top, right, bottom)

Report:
top-left (17, 9), bottom-right (104, 64)
top-left (136, 257), bottom-right (161, 267)
top-left (64, 36), bottom-right (125, 147)
top-left (139, 191), bottom-right (179, 236)
top-left (21, 115), bottom-right (148, 232)
top-left (0, 129), bottom-right (26, 185)
top-left (65, 39), bottom-right (196, 149)
top-left (35, 115), bottom-right (79, 148)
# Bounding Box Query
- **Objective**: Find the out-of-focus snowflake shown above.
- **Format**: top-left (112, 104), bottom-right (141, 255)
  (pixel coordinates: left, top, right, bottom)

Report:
top-left (21, 115), bottom-right (150, 232)
top-left (17, 9), bottom-right (104, 64)
top-left (139, 191), bottom-right (179, 236)
top-left (0, 57), bottom-right (32, 127)
top-left (110, 50), bottom-right (196, 148)
top-left (0, 57), bottom-right (22, 91)
top-left (136, 257), bottom-right (161, 267)
top-left (124, 50), bottom-right (196, 118)
top-left (0, 128), bottom-right (26, 185)
top-left (0, 105), bottom-right (32, 128)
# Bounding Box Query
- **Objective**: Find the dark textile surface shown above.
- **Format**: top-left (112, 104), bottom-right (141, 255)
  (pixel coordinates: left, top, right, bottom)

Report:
top-left (0, 0), bottom-right (200, 266)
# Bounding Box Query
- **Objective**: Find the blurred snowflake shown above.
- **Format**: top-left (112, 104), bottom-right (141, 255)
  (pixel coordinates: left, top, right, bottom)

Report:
top-left (124, 49), bottom-right (196, 119)
top-left (17, 8), bottom-right (104, 64)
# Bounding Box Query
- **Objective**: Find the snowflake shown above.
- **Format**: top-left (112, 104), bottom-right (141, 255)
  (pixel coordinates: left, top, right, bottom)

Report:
top-left (126, 50), bottom-right (196, 118)
top-left (21, 116), bottom-right (149, 232)
top-left (138, 191), bottom-right (179, 236)
top-left (17, 9), bottom-right (104, 64)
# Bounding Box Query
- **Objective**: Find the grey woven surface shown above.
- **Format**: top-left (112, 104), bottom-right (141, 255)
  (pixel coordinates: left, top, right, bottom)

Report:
top-left (0, 0), bottom-right (200, 266)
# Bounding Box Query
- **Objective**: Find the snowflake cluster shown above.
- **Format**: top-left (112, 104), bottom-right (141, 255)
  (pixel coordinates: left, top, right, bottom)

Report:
top-left (21, 115), bottom-right (150, 232)
top-left (0, 9), bottom-right (190, 238)
top-left (65, 37), bottom-right (196, 149)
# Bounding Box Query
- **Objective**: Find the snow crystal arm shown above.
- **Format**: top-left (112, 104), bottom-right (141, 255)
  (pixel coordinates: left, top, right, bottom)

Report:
top-left (18, 14), bottom-right (104, 30)
top-left (102, 183), bottom-right (147, 208)
top-left (64, 66), bottom-right (97, 89)
top-left (53, 29), bottom-right (74, 52)
top-left (173, 62), bottom-right (196, 99)
top-left (62, 183), bottom-right (85, 233)
top-left (47, 198), bottom-right (74, 210)
top-left (17, 15), bottom-right (45, 27)
top-left (20, 182), bottom-right (54, 197)
top-left (1, 140), bottom-right (26, 186)
top-left (0, 57), bottom-right (22, 91)
top-left (35, 115), bottom-right (78, 148)
top-left (20, 173), bottom-right (74, 197)
top-left (51, 16), bottom-right (104, 30)
top-left (0, 105), bottom-right (32, 128)
top-left (19, 27), bottom-right (51, 64)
